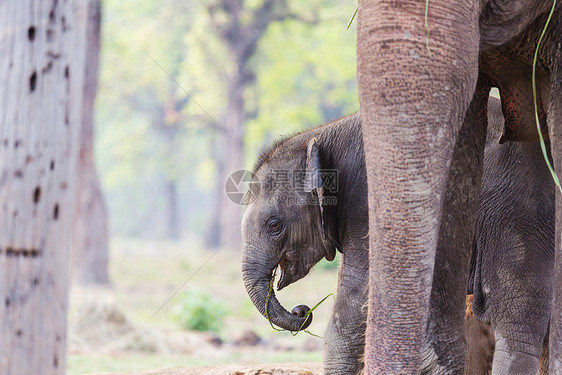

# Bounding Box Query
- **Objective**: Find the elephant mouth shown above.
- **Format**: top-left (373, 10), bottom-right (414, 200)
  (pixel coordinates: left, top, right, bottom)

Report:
top-left (277, 258), bottom-right (290, 291)
top-left (277, 254), bottom-right (311, 291)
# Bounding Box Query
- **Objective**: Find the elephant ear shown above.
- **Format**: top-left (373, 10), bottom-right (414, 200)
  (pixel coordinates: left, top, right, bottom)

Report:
top-left (304, 138), bottom-right (339, 261)
top-left (304, 138), bottom-right (324, 220)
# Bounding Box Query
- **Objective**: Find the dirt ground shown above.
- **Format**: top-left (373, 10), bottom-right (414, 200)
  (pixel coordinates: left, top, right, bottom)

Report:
top-left (88, 363), bottom-right (322, 375)
top-left (68, 242), bottom-right (496, 375)
top-left (71, 295), bottom-right (495, 375)
top-left (69, 297), bottom-right (324, 374)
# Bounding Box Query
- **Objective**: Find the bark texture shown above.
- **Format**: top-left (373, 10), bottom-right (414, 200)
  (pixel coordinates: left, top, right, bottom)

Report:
top-left (0, 1), bottom-right (88, 373)
top-left (72, 0), bottom-right (110, 285)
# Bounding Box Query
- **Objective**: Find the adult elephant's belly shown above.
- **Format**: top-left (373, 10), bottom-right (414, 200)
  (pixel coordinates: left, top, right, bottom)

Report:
top-left (479, 47), bottom-right (551, 143)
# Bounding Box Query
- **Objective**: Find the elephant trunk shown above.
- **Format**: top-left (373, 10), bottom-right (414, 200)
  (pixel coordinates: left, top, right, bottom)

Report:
top-left (242, 256), bottom-right (312, 332)
top-left (357, 0), bottom-right (482, 372)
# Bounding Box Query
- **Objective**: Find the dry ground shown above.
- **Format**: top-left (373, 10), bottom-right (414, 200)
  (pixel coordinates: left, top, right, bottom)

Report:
top-left (69, 239), bottom-right (495, 375)
top-left (68, 238), bottom-right (336, 374)
top-left (88, 363), bottom-right (322, 375)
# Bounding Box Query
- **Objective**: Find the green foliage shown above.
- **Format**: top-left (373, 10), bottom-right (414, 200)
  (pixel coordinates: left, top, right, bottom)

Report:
top-left (245, 6), bottom-right (359, 162)
top-left (96, 0), bottom-right (359, 238)
top-left (172, 289), bottom-right (228, 332)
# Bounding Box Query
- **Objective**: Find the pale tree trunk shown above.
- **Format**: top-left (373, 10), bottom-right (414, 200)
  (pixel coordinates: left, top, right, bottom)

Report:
top-left (72, 0), bottom-right (110, 285)
top-left (0, 1), bottom-right (88, 374)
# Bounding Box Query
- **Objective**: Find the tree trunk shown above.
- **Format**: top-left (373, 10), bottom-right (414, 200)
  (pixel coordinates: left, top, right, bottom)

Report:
top-left (71, 0), bottom-right (110, 285)
top-left (0, 1), bottom-right (88, 373)
top-left (72, 163), bottom-right (109, 285)
top-left (205, 0), bottom-right (301, 251)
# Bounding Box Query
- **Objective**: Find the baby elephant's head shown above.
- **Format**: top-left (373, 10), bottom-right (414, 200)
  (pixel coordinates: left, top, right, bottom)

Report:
top-left (241, 137), bottom-right (339, 332)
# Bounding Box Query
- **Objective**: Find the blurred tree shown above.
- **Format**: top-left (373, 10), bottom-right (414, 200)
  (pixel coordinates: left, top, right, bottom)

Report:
top-left (72, 0), bottom-right (110, 285)
top-left (97, 0), bottom-right (209, 241)
top-left (94, 0), bottom-right (358, 246)
top-left (245, 5), bottom-right (358, 155)
top-left (203, 0), bottom-right (321, 249)
top-left (0, 1), bottom-right (89, 372)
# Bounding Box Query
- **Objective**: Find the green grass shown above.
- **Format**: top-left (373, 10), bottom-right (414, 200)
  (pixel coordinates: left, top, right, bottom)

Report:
top-left (67, 237), bottom-right (337, 374)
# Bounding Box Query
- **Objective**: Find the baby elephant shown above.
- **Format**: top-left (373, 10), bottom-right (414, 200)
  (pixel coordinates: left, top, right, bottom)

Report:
top-left (241, 97), bottom-right (553, 374)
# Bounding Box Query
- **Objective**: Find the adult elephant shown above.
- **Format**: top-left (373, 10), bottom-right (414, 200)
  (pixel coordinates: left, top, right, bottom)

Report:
top-left (356, 1), bottom-right (561, 374)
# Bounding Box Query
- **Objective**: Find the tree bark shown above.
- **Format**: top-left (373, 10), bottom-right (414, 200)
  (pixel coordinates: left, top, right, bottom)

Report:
top-left (72, 0), bottom-right (109, 286)
top-left (0, 0), bottom-right (88, 373)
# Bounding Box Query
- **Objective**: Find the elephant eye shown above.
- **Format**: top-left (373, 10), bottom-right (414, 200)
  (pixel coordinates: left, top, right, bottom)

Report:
top-left (266, 218), bottom-right (284, 236)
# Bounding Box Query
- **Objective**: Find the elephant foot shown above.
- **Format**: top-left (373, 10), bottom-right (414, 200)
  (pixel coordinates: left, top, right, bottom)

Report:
top-left (492, 341), bottom-right (540, 375)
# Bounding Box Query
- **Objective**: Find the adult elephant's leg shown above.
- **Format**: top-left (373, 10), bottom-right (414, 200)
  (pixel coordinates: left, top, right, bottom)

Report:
top-left (492, 286), bottom-right (551, 375)
top-left (549, 38), bottom-right (562, 373)
top-left (422, 80), bottom-right (489, 374)
top-left (323, 248), bottom-right (368, 375)
top-left (357, 1), bottom-right (482, 372)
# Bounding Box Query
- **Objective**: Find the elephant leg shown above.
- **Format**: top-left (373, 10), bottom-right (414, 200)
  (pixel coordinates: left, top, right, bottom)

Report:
top-left (488, 238), bottom-right (552, 375)
top-left (491, 290), bottom-right (550, 375)
top-left (549, 33), bottom-right (562, 373)
top-left (323, 248), bottom-right (368, 375)
top-left (492, 335), bottom-right (541, 375)
top-left (421, 79), bottom-right (489, 375)
top-left (357, 1), bottom-right (482, 372)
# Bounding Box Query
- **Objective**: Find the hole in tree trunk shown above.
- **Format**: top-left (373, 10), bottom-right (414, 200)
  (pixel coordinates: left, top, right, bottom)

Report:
top-left (30, 71), bottom-right (37, 92)
top-left (33, 186), bottom-right (41, 203)
top-left (53, 204), bottom-right (59, 219)
top-left (28, 26), bottom-right (35, 41)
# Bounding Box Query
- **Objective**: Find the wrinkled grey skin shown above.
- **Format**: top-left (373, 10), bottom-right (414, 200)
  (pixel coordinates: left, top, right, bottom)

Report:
top-left (468, 98), bottom-right (554, 375)
top-left (241, 113), bottom-right (368, 374)
top-left (242, 97), bottom-right (553, 374)
top-left (356, 3), bottom-right (562, 373)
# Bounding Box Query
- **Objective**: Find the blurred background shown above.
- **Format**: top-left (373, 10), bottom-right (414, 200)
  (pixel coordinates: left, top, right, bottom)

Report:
top-left (68, 0), bottom-right (359, 373)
